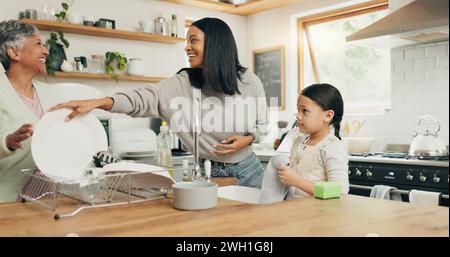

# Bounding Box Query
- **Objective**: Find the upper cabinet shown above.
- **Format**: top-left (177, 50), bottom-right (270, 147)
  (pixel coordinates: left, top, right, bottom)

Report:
top-left (21, 19), bottom-right (185, 44)
top-left (161, 0), bottom-right (304, 16)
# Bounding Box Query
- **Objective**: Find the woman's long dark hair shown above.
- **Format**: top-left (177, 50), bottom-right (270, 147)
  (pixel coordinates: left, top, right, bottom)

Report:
top-left (301, 84), bottom-right (344, 140)
top-left (178, 17), bottom-right (247, 95)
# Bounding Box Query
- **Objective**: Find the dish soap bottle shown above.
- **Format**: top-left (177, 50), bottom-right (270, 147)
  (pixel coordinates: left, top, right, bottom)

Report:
top-left (157, 121), bottom-right (174, 178)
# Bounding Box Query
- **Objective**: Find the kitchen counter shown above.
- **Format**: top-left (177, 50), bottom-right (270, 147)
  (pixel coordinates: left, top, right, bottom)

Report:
top-left (0, 192), bottom-right (447, 236)
top-left (254, 149), bottom-right (449, 167)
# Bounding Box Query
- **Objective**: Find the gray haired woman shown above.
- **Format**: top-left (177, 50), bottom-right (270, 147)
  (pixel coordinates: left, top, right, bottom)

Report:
top-left (0, 20), bottom-right (56, 202)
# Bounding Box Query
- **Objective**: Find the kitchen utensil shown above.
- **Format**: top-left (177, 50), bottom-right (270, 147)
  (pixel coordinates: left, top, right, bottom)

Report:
top-left (139, 20), bottom-right (152, 33)
top-left (352, 119), bottom-right (365, 135)
top-left (89, 54), bottom-right (104, 74)
top-left (83, 16), bottom-right (95, 26)
top-left (31, 108), bottom-right (108, 182)
top-left (172, 181), bottom-right (218, 210)
top-left (154, 14), bottom-right (168, 36)
top-left (93, 151), bottom-right (121, 168)
top-left (25, 9), bottom-right (38, 19)
top-left (342, 137), bottom-right (375, 153)
top-left (127, 58), bottom-right (144, 76)
top-left (409, 115), bottom-right (448, 157)
top-left (343, 122), bottom-right (351, 136)
top-left (74, 56), bottom-right (87, 71)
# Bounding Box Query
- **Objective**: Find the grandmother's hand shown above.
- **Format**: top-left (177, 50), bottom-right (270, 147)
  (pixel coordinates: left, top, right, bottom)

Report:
top-left (210, 135), bottom-right (254, 155)
top-left (48, 97), bottom-right (114, 121)
top-left (6, 124), bottom-right (33, 151)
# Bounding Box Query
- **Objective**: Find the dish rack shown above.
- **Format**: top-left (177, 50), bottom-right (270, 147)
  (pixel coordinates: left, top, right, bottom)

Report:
top-left (19, 167), bottom-right (182, 220)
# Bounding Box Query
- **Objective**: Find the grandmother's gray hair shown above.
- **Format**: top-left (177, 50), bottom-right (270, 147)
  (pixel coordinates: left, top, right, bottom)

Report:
top-left (0, 20), bottom-right (39, 70)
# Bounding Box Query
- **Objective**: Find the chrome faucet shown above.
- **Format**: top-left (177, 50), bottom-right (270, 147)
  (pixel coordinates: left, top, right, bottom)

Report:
top-left (184, 89), bottom-right (202, 182)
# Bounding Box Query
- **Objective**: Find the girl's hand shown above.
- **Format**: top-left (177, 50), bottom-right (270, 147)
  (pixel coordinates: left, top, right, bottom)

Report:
top-left (49, 97), bottom-right (114, 121)
top-left (6, 124), bottom-right (33, 151)
top-left (278, 166), bottom-right (302, 187)
top-left (210, 135), bottom-right (254, 155)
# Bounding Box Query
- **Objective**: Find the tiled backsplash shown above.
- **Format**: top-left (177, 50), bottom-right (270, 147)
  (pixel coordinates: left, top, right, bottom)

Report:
top-left (345, 41), bottom-right (449, 152)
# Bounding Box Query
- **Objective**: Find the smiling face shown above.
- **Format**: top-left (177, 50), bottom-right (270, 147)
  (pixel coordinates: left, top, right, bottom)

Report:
top-left (296, 95), bottom-right (334, 134)
top-left (185, 26), bottom-right (205, 68)
top-left (9, 34), bottom-right (49, 75)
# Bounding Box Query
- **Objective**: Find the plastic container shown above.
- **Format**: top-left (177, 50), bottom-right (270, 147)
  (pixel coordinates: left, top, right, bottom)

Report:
top-left (89, 54), bottom-right (105, 74)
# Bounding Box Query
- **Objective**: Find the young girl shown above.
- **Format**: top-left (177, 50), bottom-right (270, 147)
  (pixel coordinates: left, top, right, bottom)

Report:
top-left (260, 83), bottom-right (349, 203)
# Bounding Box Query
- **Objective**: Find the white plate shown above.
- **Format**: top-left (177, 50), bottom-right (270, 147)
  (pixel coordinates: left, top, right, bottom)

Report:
top-left (32, 108), bottom-right (108, 182)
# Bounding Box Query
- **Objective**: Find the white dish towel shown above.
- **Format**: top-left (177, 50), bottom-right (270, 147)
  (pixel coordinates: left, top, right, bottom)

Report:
top-left (369, 185), bottom-right (402, 201)
top-left (409, 190), bottom-right (441, 206)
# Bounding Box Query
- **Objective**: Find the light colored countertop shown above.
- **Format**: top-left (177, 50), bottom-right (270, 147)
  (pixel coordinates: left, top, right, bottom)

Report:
top-left (254, 149), bottom-right (449, 167)
top-left (0, 191), bottom-right (447, 236)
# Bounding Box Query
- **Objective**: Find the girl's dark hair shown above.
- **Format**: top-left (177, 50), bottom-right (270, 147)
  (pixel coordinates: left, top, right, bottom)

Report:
top-left (178, 17), bottom-right (247, 95)
top-left (301, 84), bottom-right (344, 140)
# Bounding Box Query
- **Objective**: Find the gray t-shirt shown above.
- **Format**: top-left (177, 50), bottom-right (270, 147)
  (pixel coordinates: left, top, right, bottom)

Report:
top-left (111, 70), bottom-right (268, 164)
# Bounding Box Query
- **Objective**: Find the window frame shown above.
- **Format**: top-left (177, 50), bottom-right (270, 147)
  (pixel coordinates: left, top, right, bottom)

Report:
top-left (297, 0), bottom-right (389, 100)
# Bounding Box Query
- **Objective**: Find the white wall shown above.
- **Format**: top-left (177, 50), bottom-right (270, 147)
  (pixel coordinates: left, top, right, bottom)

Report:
top-left (349, 42), bottom-right (449, 151)
top-left (0, 0), bottom-right (248, 126)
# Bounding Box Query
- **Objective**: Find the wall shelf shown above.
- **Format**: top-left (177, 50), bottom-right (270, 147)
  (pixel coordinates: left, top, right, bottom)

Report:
top-left (161, 0), bottom-right (304, 16)
top-left (162, 0), bottom-right (235, 12)
top-left (21, 19), bottom-right (185, 44)
top-left (47, 72), bottom-right (165, 83)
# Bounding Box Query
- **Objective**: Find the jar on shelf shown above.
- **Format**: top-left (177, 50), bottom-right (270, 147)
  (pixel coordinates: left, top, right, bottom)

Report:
top-left (89, 54), bottom-right (105, 74)
top-left (127, 58), bottom-right (145, 76)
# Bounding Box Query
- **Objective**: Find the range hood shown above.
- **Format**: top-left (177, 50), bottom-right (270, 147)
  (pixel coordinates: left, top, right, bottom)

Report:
top-left (347, 0), bottom-right (449, 48)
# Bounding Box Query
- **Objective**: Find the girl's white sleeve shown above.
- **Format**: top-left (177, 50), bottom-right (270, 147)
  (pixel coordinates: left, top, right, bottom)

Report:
top-left (321, 142), bottom-right (350, 194)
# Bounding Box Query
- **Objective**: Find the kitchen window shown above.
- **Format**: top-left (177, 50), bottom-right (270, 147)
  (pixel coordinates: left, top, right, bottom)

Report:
top-left (299, 0), bottom-right (391, 114)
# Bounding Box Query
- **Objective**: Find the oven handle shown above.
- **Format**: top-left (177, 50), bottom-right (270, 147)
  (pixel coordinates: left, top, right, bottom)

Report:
top-left (349, 184), bottom-right (449, 199)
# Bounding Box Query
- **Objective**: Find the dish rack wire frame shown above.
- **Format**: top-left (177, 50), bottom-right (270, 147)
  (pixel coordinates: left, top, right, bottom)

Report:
top-left (19, 167), bottom-right (184, 220)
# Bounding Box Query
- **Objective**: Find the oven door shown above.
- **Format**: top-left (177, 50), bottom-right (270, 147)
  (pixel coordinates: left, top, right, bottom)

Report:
top-left (349, 182), bottom-right (449, 207)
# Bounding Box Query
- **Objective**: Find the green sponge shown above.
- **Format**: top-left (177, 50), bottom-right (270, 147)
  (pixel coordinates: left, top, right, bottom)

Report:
top-left (313, 182), bottom-right (341, 199)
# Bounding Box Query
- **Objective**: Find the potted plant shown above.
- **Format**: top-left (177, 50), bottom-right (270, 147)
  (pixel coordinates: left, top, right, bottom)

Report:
top-left (55, 2), bottom-right (70, 22)
top-left (105, 51), bottom-right (128, 77)
top-left (45, 31), bottom-right (70, 76)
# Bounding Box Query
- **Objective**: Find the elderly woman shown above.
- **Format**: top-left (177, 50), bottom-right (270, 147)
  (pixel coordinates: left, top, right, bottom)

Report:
top-left (0, 20), bottom-right (55, 202)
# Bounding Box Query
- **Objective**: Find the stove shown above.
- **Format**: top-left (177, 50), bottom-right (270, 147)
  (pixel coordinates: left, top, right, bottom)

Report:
top-left (348, 152), bottom-right (449, 206)
top-left (351, 151), bottom-right (449, 161)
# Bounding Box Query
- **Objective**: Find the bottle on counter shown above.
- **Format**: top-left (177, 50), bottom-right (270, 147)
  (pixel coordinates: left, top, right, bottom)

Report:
top-left (182, 159), bottom-right (190, 182)
top-left (157, 121), bottom-right (174, 178)
top-left (170, 14), bottom-right (178, 37)
top-left (204, 160), bottom-right (211, 182)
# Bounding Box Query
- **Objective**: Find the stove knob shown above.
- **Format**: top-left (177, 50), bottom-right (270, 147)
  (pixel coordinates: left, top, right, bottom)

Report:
top-left (355, 168), bottom-right (362, 176)
top-left (406, 173), bottom-right (414, 181)
top-left (366, 170), bottom-right (373, 178)
top-left (433, 175), bottom-right (440, 184)
top-left (419, 175), bottom-right (427, 182)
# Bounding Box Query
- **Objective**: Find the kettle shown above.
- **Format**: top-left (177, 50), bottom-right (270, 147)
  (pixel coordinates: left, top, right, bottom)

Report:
top-left (409, 115), bottom-right (448, 157)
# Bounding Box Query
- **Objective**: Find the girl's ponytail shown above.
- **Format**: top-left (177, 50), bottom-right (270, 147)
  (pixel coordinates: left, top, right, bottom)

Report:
top-left (333, 122), bottom-right (341, 140)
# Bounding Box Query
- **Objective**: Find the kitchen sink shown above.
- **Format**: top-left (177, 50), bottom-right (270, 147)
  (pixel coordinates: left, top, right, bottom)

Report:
top-left (218, 185), bottom-right (261, 204)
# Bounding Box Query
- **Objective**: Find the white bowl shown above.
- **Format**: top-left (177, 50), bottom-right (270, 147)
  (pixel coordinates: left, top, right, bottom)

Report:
top-left (172, 182), bottom-right (218, 210)
top-left (342, 137), bottom-right (375, 153)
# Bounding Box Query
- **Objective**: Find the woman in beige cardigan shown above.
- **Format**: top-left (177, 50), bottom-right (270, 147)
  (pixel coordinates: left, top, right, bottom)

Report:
top-left (0, 20), bottom-right (54, 202)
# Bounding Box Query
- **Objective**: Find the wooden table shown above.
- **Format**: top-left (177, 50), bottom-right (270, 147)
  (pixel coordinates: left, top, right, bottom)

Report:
top-left (0, 192), bottom-right (447, 236)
